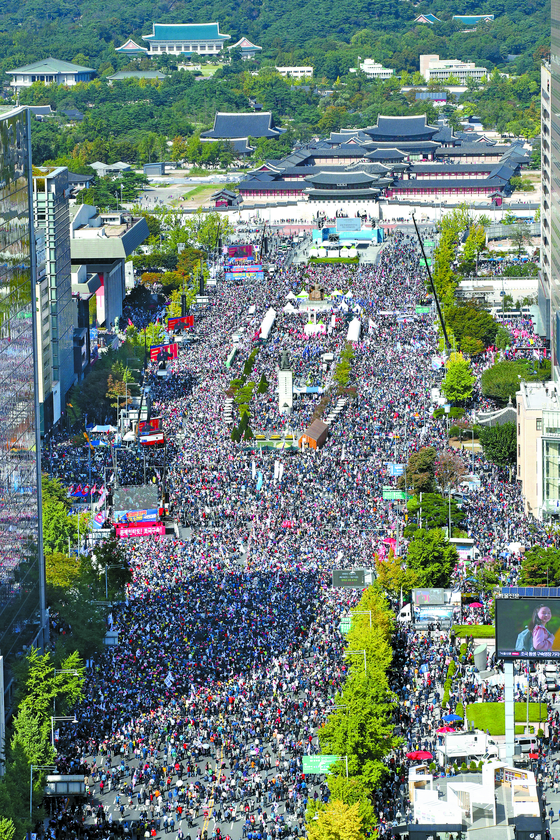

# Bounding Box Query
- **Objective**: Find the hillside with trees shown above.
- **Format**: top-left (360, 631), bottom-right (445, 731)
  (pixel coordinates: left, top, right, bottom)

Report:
top-left (0, 0), bottom-right (548, 77)
top-left (2, 0), bottom-right (547, 171)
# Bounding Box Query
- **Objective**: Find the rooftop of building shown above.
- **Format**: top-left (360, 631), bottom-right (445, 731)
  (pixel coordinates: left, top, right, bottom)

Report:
top-left (201, 112), bottom-right (283, 140)
top-left (364, 114), bottom-right (439, 140)
top-left (229, 37), bottom-right (261, 51)
top-left (142, 22), bottom-right (230, 41)
top-left (392, 175), bottom-right (510, 189)
top-left (452, 13), bottom-right (494, 23)
top-left (414, 13), bottom-right (441, 22)
top-left (434, 144), bottom-right (506, 156)
top-left (305, 170), bottom-right (382, 185)
top-left (107, 70), bottom-right (167, 80)
top-left (116, 39), bottom-right (149, 53)
top-left (7, 57), bottom-right (94, 74)
top-left (518, 380), bottom-right (559, 412)
top-left (70, 205), bottom-right (150, 258)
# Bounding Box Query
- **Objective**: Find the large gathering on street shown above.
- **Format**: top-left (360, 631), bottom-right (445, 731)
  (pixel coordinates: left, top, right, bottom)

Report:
top-left (14, 220), bottom-right (549, 840)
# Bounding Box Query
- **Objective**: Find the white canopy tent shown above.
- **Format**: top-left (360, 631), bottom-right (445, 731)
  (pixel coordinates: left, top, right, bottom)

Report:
top-left (346, 317), bottom-right (361, 342)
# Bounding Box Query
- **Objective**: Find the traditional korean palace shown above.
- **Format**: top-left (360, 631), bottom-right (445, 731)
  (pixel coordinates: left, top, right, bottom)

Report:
top-left (235, 115), bottom-right (529, 203)
top-left (140, 23), bottom-right (230, 56)
top-left (117, 23), bottom-right (263, 60)
top-left (201, 112), bottom-right (284, 156)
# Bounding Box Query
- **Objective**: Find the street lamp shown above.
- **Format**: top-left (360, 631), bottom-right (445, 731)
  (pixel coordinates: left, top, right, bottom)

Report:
top-left (50, 716), bottom-right (77, 749)
top-left (344, 649), bottom-right (367, 675)
top-left (53, 669), bottom-right (81, 714)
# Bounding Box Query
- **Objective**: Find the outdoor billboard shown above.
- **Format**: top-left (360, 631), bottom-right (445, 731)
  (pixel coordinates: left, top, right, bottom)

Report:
top-left (149, 343), bottom-right (178, 363)
top-left (413, 604), bottom-right (454, 627)
top-left (113, 509), bottom-right (159, 524)
top-left (224, 265), bottom-right (264, 282)
top-left (227, 244), bottom-right (254, 259)
top-left (336, 218), bottom-right (361, 233)
top-left (167, 315), bottom-right (194, 332)
top-left (116, 522), bottom-right (166, 538)
top-left (139, 431), bottom-right (165, 446)
top-left (413, 588), bottom-right (445, 605)
top-left (495, 597), bottom-right (560, 660)
top-left (138, 417), bottom-right (161, 434)
top-left (332, 569), bottom-right (365, 588)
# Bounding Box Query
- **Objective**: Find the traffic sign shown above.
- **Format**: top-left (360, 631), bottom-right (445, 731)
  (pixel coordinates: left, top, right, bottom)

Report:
top-left (302, 755), bottom-right (339, 774)
top-left (339, 617), bottom-right (352, 634)
top-left (382, 487), bottom-right (410, 501)
top-left (415, 305), bottom-right (431, 314)
top-left (332, 569), bottom-right (365, 588)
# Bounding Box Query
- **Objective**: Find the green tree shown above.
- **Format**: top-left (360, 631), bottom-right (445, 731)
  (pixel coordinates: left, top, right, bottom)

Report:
top-left (46, 551), bottom-right (82, 591)
top-left (374, 550), bottom-right (421, 596)
top-left (460, 336), bottom-right (485, 356)
top-left (435, 450), bottom-right (467, 491)
top-left (459, 224), bottom-right (487, 273)
top-left (406, 529), bottom-right (458, 587)
top-left (480, 359), bottom-right (550, 404)
top-left (446, 306), bottom-right (498, 348)
top-left (407, 493), bottom-right (464, 532)
top-left (399, 447), bottom-right (436, 494)
top-left (17, 648), bottom-right (84, 722)
top-left (495, 326), bottom-right (512, 350)
top-left (0, 819), bottom-right (16, 840)
top-left (478, 422), bottom-right (517, 469)
top-left (140, 213), bottom-right (162, 238)
top-left (10, 704), bottom-right (54, 767)
top-left (90, 536), bottom-right (131, 597)
top-left (510, 223), bottom-right (533, 256)
top-left (441, 352), bottom-right (475, 402)
top-left (519, 546), bottom-right (560, 586)
top-left (307, 800), bottom-right (362, 840)
top-left (42, 475), bottom-right (69, 508)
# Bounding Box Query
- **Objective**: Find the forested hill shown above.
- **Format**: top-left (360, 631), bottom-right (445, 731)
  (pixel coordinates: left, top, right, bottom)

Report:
top-left (0, 0), bottom-right (549, 77)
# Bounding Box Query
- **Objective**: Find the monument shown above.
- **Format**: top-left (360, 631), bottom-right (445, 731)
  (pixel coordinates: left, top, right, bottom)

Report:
top-left (278, 349), bottom-right (293, 414)
top-left (308, 281), bottom-right (325, 301)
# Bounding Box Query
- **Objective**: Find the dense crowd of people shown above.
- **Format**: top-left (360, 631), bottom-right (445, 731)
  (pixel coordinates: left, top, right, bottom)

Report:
top-left (42, 227), bottom-right (559, 840)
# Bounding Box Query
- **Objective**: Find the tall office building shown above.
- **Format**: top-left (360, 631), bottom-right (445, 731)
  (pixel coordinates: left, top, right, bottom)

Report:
top-left (33, 167), bottom-right (74, 430)
top-left (0, 106), bottom-right (46, 718)
top-left (550, 7), bottom-right (560, 378)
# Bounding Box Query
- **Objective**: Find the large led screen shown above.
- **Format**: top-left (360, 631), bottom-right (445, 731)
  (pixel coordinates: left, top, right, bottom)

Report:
top-left (496, 598), bottom-right (560, 660)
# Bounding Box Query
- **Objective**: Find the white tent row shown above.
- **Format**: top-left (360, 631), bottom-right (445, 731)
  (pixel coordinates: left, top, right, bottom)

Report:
top-left (309, 247), bottom-right (358, 258)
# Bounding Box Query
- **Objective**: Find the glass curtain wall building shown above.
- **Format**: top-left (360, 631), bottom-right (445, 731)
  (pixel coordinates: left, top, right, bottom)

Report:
top-left (33, 167), bottom-right (74, 431)
top-left (0, 106), bottom-right (46, 682)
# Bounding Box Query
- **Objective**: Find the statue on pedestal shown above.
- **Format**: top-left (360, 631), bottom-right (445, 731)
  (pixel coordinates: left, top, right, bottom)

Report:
top-left (308, 280), bottom-right (324, 301)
